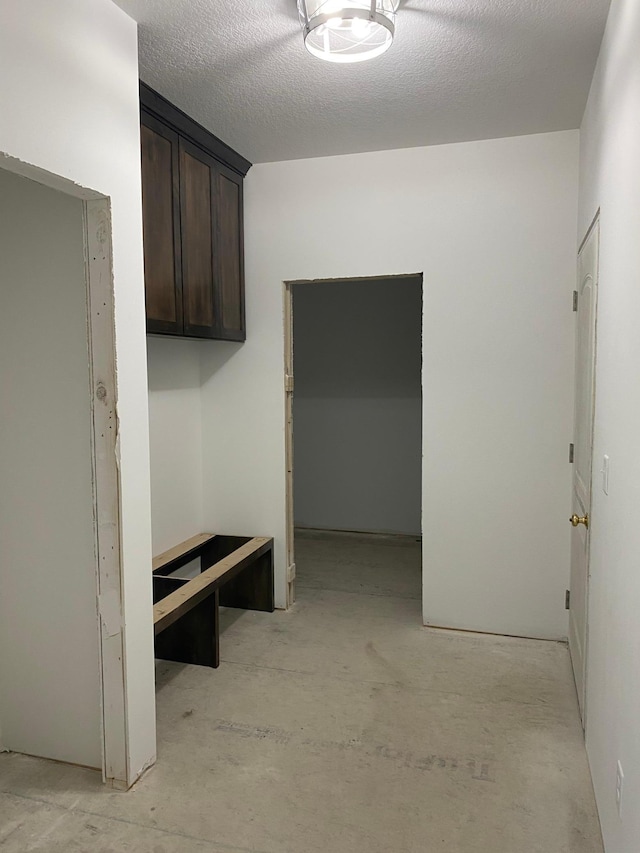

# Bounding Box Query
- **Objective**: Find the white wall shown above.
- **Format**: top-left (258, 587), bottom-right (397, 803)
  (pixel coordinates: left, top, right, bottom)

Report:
top-left (146, 337), bottom-right (246, 557)
top-left (0, 170), bottom-right (101, 768)
top-left (147, 338), bottom-right (204, 555)
top-left (200, 130), bottom-right (579, 639)
top-left (578, 0), bottom-right (640, 848)
top-left (0, 0), bottom-right (156, 784)
top-left (293, 277), bottom-right (422, 535)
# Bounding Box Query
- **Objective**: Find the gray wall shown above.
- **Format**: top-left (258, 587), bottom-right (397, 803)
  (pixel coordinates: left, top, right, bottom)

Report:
top-left (293, 277), bottom-right (422, 535)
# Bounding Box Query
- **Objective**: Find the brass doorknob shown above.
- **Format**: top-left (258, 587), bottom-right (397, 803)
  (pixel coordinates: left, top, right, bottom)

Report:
top-left (570, 514), bottom-right (589, 529)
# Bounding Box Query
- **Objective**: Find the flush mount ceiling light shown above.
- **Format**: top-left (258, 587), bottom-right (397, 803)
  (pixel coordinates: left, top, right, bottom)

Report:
top-left (298, 0), bottom-right (399, 64)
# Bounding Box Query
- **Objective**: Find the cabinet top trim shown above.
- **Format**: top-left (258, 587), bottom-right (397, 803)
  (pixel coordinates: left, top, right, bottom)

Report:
top-left (140, 82), bottom-right (252, 178)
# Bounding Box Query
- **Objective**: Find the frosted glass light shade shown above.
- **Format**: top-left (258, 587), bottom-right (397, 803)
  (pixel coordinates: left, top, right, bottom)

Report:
top-left (298, 1), bottom-right (399, 64)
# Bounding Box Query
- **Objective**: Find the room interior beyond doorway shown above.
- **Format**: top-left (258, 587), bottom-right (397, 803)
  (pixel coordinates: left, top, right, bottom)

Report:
top-left (284, 274), bottom-right (423, 612)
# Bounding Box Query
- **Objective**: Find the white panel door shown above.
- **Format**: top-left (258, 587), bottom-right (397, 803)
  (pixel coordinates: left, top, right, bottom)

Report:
top-left (569, 218), bottom-right (599, 724)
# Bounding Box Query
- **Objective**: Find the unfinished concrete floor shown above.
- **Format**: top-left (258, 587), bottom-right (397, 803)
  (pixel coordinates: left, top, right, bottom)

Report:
top-left (0, 529), bottom-right (603, 852)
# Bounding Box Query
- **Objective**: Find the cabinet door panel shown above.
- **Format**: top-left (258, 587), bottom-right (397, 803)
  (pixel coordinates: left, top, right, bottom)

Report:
top-left (216, 165), bottom-right (246, 341)
top-left (180, 140), bottom-right (215, 336)
top-left (140, 114), bottom-right (182, 334)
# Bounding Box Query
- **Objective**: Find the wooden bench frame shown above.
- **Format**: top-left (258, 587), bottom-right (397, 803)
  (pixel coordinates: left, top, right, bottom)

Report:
top-left (152, 534), bottom-right (274, 668)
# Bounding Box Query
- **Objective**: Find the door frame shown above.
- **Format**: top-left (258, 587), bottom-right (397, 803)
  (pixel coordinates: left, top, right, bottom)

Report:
top-left (570, 210), bottom-right (600, 727)
top-left (0, 155), bottom-right (128, 786)
top-left (283, 273), bottom-right (424, 611)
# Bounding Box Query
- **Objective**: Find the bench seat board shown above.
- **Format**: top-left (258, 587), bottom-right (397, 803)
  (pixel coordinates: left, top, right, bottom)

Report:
top-left (153, 537), bottom-right (272, 635)
top-left (152, 533), bottom-right (216, 575)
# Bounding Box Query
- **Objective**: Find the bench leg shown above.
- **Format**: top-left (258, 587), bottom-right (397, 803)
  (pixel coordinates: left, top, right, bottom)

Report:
top-left (219, 549), bottom-right (274, 612)
top-left (154, 590), bottom-right (220, 668)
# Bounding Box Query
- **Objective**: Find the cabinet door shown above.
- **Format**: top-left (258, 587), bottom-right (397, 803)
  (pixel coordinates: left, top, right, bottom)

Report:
top-left (179, 139), bottom-right (217, 338)
top-left (140, 112), bottom-right (182, 334)
top-left (216, 164), bottom-right (246, 341)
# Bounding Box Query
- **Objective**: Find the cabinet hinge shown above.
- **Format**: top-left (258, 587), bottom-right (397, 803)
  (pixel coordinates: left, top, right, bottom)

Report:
top-left (287, 563), bottom-right (296, 583)
top-left (572, 291), bottom-right (578, 312)
top-left (565, 590), bottom-right (571, 610)
top-left (569, 443), bottom-right (574, 463)
top-left (285, 374), bottom-right (294, 394)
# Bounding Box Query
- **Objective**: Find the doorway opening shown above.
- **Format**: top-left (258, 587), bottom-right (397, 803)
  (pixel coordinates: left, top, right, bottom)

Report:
top-left (284, 274), bottom-right (423, 617)
top-left (0, 161), bottom-right (126, 785)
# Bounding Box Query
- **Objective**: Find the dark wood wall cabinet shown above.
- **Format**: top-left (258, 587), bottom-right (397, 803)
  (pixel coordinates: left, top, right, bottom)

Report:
top-left (140, 83), bottom-right (251, 341)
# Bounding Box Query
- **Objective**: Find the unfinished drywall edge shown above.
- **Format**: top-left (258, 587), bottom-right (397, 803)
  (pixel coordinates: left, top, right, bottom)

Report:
top-left (0, 152), bottom-right (103, 200)
top-left (285, 272), bottom-right (424, 286)
top-left (85, 197), bottom-right (130, 785)
top-left (108, 752), bottom-right (156, 791)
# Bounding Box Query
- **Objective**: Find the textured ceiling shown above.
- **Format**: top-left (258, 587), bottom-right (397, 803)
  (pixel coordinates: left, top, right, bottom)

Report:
top-left (113, 0), bottom-right (611, 164)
